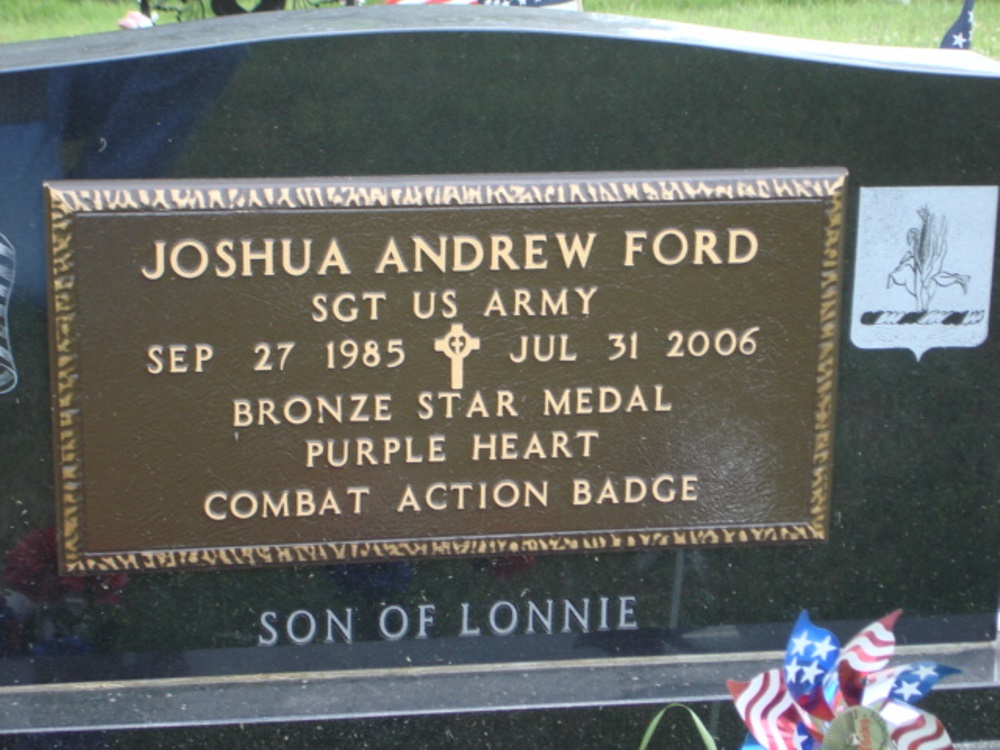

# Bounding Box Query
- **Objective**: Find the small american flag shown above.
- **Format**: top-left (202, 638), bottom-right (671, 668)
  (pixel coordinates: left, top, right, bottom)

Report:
top-left (940, 0), bottom-right (974, 49)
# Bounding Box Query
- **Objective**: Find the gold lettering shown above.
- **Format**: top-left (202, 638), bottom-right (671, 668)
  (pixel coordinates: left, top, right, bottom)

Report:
top-left (316, 238), bottom-right (351, 275)
top-left (376, 233), bottom-right (595, 274)
top-left (413, 235), bottom-right (447, 273)
top-left (239, 239), bottom-right (275, 276)
top-left (554, 232), bottom-right (595, 268)
top-left (319, 490), bottom-right (342, 515)
top-left (304, 435), bottom-right (446, 468)
top-left (693, 229), bottom-right (722, 264)
top-left (295, 489), bottom-right (315, 517)
top-left (396, 481), bottom-right (549, 512)
top-left (397, 486), bottom-right (422, 513)
top-left (728, 229), bottom-right (758, 263)
top-left (571, 474), bottom-right (698, 505)
top-left (482, 287), bottom-right (597, 318)
top-left (490, 235), bottom-right (516, 270)
top-left (416, 390), bottom-right (518, 420)
top-left (375, 236), bottom-right (407, 274)
top-left (311, 291), bottom-right (386, 322)
top-left (623, 230), bottom-right (646, 267)
top-left (452, 235), bottom-right (484, 272)
top-left (146, 343), bottom-right (214, 374)
top-left (482, 289), bottom-right (507, 316)
top-left (142, 237), bottom-right (344, 279)
top-left (523, 234), bottom-right (548, 270)
top-left (202, 487), bottom-right (364, 520)
top-left (542, 385), bottom-right (671, 416)
top-left (471, 430), bottom-right (598, 461)
top-left (540, 289), bottom-right (568, 316)
top-left (173, 239), bottom-right (210, 278)
top-left (513, 288), bottom-right (533, 316)
top-left (280, 239), bottom-right (312, 276)
top-left (654, 229), bottom-right (687, 265)
top-left (347, 487), bottom-right (369, 514)
top-left (263, 490), bottom-right (289, 518)
top-left (215, 240), bottom-right (237, 277)
top-left (233, 394), bottom-right (392, 427)
top-left (624, 228), bottom-right (759, 267)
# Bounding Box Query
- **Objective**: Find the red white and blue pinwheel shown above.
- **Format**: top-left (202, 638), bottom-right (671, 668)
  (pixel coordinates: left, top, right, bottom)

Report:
top-left (728, 611), bottom-right (958, 750)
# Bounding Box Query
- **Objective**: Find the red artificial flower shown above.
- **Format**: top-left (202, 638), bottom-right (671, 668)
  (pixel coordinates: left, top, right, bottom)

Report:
top-left (4, 527), bottom-right (127, 605)
top-left (488, 555), bottom-right (537, 579)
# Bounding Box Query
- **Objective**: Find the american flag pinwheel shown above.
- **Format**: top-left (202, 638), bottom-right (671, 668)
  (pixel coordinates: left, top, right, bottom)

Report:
top-left (727, 612), bottom-right (958, 750)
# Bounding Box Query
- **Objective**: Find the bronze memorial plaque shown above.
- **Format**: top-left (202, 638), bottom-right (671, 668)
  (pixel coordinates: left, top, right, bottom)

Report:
top-left (47, 170), bottom-right (846, 573)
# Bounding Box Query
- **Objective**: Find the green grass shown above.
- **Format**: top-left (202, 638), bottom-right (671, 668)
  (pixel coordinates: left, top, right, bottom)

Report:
top-left (0, 0), bottom-right (137, 44)
top-left (588, 0), bottom-right (999, 58)
top-left (0, 0), bottom-right (996, 58)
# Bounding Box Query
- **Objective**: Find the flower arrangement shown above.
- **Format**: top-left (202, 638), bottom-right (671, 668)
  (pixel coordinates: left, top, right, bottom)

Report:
top-left (1, 526), bottom-right (128, 656)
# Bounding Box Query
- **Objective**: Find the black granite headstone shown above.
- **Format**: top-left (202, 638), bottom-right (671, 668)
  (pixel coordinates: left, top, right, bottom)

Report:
top-left (0, 7), bottom-right (998, 747)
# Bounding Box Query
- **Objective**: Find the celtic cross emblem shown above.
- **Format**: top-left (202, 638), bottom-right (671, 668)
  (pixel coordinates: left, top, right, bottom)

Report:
top-left (433, 323), bottom-right (480, 390)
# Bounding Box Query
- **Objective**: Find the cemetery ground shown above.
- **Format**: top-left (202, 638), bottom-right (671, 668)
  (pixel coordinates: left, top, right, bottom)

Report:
top-left (1, 0), bottom-right (997, 59)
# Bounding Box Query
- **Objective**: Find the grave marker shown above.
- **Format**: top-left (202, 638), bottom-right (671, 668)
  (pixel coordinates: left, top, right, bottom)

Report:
top-left (0, 7), bottom-right (997, 745)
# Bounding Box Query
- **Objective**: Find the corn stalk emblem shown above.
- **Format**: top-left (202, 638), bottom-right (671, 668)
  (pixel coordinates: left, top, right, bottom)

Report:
top-left (887, 206), bottom-right (969, 311)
